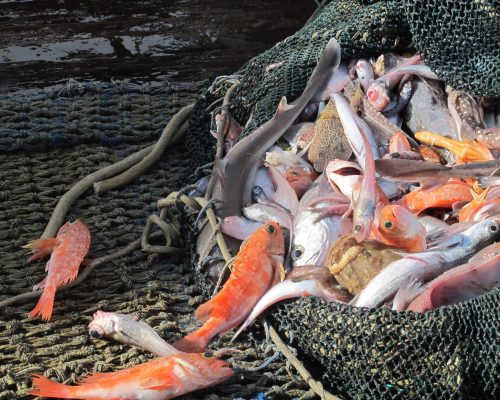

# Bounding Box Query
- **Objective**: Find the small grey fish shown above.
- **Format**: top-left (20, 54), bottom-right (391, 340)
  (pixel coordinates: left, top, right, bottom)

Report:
top-left (88, 310), bottom-right (177, 357)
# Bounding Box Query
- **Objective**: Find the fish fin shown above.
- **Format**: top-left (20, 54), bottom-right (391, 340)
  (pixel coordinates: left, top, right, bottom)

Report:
top-left (33, 277), bottom-right (47, 291)
top-left (195, 299), bottom-right (215, 323)
top-left (392, 279), bottom-right (425, 311)
top-left (277, 97), bottom-right (292, 113)
top-left (23, 238), bottom-right (59, 262)
top-left (28, 285), bottom-right (56, 321)
top-left (426, 235), bottom-right (464, 251)
top-left (29, 375), bottom-right (73, 398)
top-left (172, 332), bottom-right (210, 353)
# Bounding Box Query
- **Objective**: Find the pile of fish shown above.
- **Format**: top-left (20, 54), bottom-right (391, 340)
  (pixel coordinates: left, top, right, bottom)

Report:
top-left (23, 38), bottom-right (499, 399)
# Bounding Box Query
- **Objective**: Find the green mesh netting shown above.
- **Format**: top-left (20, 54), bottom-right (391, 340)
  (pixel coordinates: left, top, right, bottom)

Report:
top-left (186, 1), bottom-right (500, 399)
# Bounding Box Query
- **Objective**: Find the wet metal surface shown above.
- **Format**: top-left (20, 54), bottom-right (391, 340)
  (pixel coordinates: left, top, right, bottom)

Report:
top-left (0, 0), bottom-right (315, 91)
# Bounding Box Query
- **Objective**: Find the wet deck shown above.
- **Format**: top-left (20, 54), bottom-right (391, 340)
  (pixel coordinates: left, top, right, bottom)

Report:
top-left (0, 0), bottom-right (315, 92)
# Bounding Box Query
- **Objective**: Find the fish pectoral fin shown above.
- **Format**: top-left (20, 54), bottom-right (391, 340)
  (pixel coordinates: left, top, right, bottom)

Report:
top-left (23, 238), bottom-right (59, 262)
top-left (195, 299), bottom-right (216, 323)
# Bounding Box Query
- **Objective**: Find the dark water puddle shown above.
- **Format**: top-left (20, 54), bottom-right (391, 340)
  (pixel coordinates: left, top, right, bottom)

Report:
top-left (0, 0), bottom-right (315, 92)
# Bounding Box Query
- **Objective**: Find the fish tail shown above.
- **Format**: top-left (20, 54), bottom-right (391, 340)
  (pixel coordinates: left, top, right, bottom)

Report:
top-left (29, 375), bottom-right (74, 398)
top-left (172, 329), bottom-right (212, 353)
top-left (29, 285), bottom-right (56, 321)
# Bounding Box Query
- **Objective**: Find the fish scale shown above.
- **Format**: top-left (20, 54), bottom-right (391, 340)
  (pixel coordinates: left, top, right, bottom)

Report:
top-left (308, 98), bottom-right (352, 172)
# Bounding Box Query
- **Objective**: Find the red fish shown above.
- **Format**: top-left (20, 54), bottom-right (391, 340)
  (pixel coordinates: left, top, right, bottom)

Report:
top-left (24, 219), bottom-right (91, 321)
top-left (397, 180), bottom-right (474, 215)
top-left (372, 205), bottom-right (426, 252)
top-left (173, 222), bottom-right (285, 353)
top-left (29, 352), bottom-right (233, 399)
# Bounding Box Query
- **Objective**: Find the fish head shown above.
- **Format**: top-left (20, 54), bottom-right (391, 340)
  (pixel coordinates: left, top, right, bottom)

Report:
top-left (379, 205), bottom-right (422, 237)
top-left (88, 310), bottom-right (120, 339)
top-left (367, 82), bottom-right (390, 111)
top-left (471, 219), bottom-right (500, 244)
top-left (254, 221), bottom-right (285, 256)
top-left (58, 218), bottom-right (87, 236)
top-left (353, 216), bottom-right (372, 243)
top-left (173, 353), bottom-right (234, 387)
top-left (284, 167), bottom-right (313, 198)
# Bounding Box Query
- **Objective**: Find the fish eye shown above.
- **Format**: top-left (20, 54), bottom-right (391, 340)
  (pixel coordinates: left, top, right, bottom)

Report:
top-left (251, 186), bottom-right (263, 196)
top-left (266, 224), bottom-right (276, 234)
top-left (291, 171), bottom-right (298, 176)
top-left (203, 350), bottom-right (213, 358)
top-left (489, 224), bottom-right (498, 232)
top-left (90, 330), bottom-right (101, 338)
top-left (68, 215), bottom-right (77, 224)
top-left (291, 246), bottom-right (304, 260)
top-left (390, 152), bottom-right (400, 159)
top-left (354, 224), bottom-right (361, 232)
top-left (384, 221), bottom-right (393, 229)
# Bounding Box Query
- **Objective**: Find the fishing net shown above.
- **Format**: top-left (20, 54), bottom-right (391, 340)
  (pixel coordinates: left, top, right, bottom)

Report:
top-left (185, 0), bottom-right (500, 399)
top-left (0, 82), bottom-right (316, 399)
top-left (1, 0), bottom-right (499, 399)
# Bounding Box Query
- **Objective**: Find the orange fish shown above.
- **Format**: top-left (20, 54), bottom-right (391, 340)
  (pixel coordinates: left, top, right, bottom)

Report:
top-left (397, 180), bottom-right (474, 215)
top-left (415, 131), bottom-right (494, 163)
top-left (458, 189), bottom-right (489, 222)
top-left (284, 167), bottom-right (316, 199)
top-left (29, 352), bottom-right (233, 399)
top-left (372, 205), bottom-right (426, 252)
top-left (173, 221), bottom-right (285, 353)
top-left (24, 219), bottom-right (91, 321)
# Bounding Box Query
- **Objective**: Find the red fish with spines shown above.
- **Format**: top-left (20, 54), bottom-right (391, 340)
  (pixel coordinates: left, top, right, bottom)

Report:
top-left (173, 221), bottom-right (285, 353)
top-left (372, 205), bottom-right (426, 252)
top-left (24, 219), bottom-right (91, 321)
top-left (29, 352), bottom-right (234, 399)
top-left (396, 180), bottom-right (474, 215)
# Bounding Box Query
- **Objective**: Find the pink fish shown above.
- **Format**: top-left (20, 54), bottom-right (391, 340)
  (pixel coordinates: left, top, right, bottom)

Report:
top-left (29, 352), bottom-right (233, 399)
top-left (407, 251), bottom-right (500, 312)
top-left (24, 219), bottom-right (91, 321)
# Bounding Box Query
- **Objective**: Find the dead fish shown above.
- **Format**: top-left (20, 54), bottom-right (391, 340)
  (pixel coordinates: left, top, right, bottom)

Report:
top-left (375, 159), bottom-right (500, 182)
top-left (355, 219), bottom-right (499, 308)
top-left (404, 79), bottom-right (459, 140)
top-left (88, 310), bottom-right (177, 357)
top-left (221, 216), bottom-right (263, 241)
top-left (243, 203), bottom-right (292, 232)
top-left (328, 236), bottom-right (403, 295)
top-left (291, 179), bottom-right (351, 267)
top-left (308, 97), bottom-right (352, 172)
top-left (407, 251), bottom-right (500, 312)
top-left (213, 38), bottom-right (341, 219)
top-left (367, 59), bottom-right (436, 111)
top-left (231, 266), bottom-right (350, 341)
top-left (355, 59), bottom-right (374, 92)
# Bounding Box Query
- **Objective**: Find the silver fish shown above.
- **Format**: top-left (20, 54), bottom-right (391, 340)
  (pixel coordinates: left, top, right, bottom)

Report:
top-left (355, 219), bottom-right (499, 308)
top-left (231, 266), bottom-right (350, 341)
top-left (291, 178), bottom-right (350, 267)
top-left (88, 310), bottom-right (177, 357)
